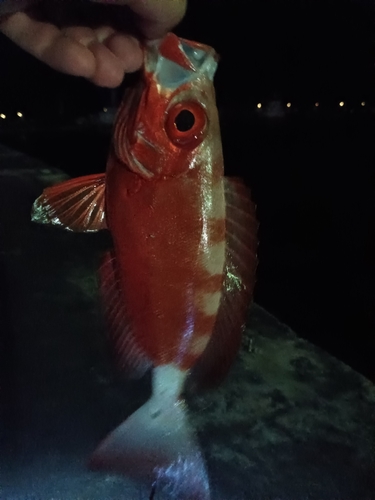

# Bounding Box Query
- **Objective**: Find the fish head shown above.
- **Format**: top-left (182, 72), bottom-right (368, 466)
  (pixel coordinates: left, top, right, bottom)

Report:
top-left (113, 33), bottom-right (222, 180)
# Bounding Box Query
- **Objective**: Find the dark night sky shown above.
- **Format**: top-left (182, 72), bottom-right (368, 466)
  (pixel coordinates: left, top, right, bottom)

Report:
top-left (0, 0), bottom-right (374, 118)
top-left (177, 0), bottom-right (375, 106)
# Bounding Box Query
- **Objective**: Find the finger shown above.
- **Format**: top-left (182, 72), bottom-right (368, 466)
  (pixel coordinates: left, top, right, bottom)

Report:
top-left (103, 33), bottom-right (143, 73)
top-left (65, 26), bottom-right (143, 86)
top-left (92, 0), bottom-right (187, 39)
top-left (0, 13), bottom-right (143, 87)
top-left (128, 0), bottom-right (187, 38)
top-left (0, 12), bottom-right (96, 77)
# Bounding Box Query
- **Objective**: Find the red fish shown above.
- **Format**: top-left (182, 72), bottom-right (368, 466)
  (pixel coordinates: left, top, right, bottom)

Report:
top-left (32, 33), bottom-right (258, 499)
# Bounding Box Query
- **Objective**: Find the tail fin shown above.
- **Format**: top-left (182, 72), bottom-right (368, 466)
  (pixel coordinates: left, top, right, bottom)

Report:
top-left (89, 396), bottom-right (210, 499)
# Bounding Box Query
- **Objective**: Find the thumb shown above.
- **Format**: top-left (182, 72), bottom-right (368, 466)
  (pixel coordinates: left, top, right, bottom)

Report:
top-left (90, 0), bottom-right (187, 39)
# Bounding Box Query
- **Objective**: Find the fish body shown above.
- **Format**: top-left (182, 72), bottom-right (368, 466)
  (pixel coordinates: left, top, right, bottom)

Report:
top-left (32, 33), bottom-right (258, 499)
top-left (105, 35), bottom-right (225, 372)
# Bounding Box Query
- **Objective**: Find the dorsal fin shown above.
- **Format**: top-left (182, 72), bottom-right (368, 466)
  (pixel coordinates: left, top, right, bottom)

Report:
top-left (100, 251), bottom-right (152, 378)
top-left (187, 177), bottom-right (258, 392)
top-left (31, 173), bottom-right (107, 232)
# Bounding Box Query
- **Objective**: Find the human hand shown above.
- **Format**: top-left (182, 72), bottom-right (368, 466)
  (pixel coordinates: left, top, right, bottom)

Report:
top-left (0, 0), bottom-right (187, 87)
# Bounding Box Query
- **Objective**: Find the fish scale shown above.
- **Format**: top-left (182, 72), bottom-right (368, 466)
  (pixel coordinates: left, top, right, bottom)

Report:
top-left (105, 167), bottom-right (226, 369)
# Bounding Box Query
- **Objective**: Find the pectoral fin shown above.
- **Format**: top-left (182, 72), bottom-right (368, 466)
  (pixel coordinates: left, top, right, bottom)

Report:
top-left (31, 173), bottom-right (107, 232)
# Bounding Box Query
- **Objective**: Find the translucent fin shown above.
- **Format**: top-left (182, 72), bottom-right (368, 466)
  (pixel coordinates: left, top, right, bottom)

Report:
top-left (31, 173), bottom-right (107, 232)
top-left (100, 251), bottom-right (152, 378)
top-left (90, 397), bottom-right (210, 500)
top-left (188, 177), bottom-right (258, 391)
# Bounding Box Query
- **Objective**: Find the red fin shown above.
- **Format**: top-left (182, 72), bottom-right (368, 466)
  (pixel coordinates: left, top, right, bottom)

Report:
top-left (100, 251), bottom-right (152, 378)
top-left (31, 173), bottom-right (107, 232)
top-left (188, 178), bottom-right (258, 391)
top-left (90, 397), bottom-right (210, 499)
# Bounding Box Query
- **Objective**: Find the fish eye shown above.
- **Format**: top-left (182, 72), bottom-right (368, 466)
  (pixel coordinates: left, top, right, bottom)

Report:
top-left (174, 109), bottom-right (195, 132)
top-left (165, 101), bottom-right (207, 148)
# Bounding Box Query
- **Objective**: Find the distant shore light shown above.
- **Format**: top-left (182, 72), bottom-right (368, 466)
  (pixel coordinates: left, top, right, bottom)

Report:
top-left (339, 101), bottom-right (345, 107)
top-left (315, 102), bottom-right (319, 107)
top-left (17, 112), bottom-right (23, 118)
top-left (0, 114), bottom-right (5, 119)
top-left (103, 107), bottom-right (108, 112)
top-left (286, 102), bottom-right (291, 108)
top-left (256, 103), bottom-right (262, 109)
top-left (361, 101), bottom-right (366, 107)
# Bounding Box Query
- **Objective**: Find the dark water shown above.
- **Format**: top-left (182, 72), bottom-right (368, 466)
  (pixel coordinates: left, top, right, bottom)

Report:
top-left (1, 110), bottom-right (374, 382)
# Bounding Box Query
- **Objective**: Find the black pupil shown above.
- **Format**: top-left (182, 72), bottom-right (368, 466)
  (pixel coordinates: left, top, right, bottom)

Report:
top-left (174, 109), bottom-right (195, 132)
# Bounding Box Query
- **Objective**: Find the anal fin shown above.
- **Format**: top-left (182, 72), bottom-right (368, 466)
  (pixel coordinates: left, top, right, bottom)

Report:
top-left (100, 251), bottom-right (152, 378)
